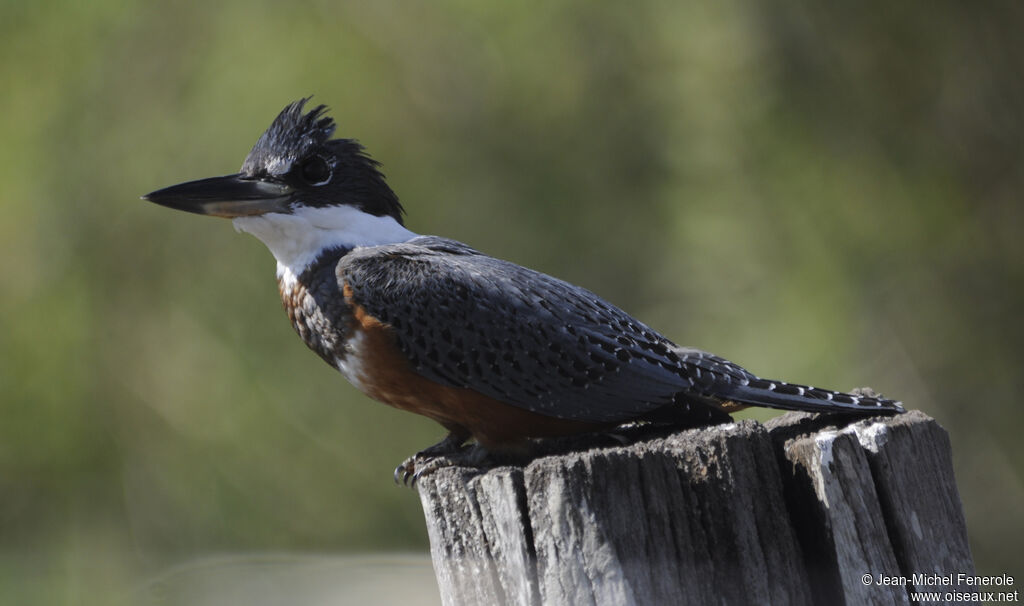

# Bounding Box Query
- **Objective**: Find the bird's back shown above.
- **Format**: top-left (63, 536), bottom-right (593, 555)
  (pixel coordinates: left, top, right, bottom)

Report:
top-left (337, 236), bottom-right (733, 425)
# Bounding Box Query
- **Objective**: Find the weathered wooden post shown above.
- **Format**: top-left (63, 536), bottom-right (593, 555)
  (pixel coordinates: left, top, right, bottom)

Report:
top-left (416, 410), bottom-right (974, 605)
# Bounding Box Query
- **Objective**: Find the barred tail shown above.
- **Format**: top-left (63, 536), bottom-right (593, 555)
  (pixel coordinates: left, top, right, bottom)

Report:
top-left (674, 349), bottom-right (903, 416)
top-left (714, 378), bottom-right (904, 415)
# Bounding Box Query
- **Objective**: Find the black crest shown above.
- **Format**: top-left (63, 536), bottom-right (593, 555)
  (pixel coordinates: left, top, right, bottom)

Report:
top-left (241, 97), bottom-right (336, 177)
top-left (235, 98), bottom-right (405, 223)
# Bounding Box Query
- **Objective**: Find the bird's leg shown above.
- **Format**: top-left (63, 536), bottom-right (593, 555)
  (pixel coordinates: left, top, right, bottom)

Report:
top-left (394, 430), bottom-right (470, 486)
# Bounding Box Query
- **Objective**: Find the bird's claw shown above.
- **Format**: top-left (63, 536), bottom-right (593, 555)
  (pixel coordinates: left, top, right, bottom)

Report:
top-left (394, 458), bottom-right (416, 486)
top-left (393, 453), bottom-right (461, 487)
top-left (393, 431), bottom-right (472, 487)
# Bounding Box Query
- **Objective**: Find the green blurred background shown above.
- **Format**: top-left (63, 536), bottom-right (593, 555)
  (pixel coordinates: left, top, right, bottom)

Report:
top-left (2, 1), bottom-right (1021, 603)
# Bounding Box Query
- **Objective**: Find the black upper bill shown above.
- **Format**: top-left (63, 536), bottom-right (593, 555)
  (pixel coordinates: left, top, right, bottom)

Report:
top-left (142, 174), bottom-right (292, 218)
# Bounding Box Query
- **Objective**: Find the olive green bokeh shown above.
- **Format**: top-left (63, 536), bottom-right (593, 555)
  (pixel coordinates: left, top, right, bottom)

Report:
top-left (2, 1), bottom-right (1021, 603)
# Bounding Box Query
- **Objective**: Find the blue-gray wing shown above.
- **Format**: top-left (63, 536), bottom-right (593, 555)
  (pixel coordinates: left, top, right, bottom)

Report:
top-left (337, 236), bottom-right (748, 423)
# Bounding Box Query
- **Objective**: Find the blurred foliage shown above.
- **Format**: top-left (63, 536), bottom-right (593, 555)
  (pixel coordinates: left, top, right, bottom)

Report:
top-left (1, 0), bottom-right (1021, 603)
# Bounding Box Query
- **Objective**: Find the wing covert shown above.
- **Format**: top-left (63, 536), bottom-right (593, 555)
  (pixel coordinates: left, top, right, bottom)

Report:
top-left (338, 236), bottom-right (706, 423)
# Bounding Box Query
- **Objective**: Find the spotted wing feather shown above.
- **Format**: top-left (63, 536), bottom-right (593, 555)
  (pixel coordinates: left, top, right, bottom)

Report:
top-left (338, 236), bottom-right (728, 424)
top-left (338, 237), bottom-right (904, 422)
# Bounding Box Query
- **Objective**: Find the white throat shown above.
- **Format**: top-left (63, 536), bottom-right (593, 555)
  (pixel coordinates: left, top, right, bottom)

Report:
top-left (232, 205), bottom-right (418, 285)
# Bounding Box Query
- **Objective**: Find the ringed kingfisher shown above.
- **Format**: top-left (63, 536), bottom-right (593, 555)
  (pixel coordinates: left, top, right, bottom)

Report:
top-left (144, 99), bottom-right (903, 482)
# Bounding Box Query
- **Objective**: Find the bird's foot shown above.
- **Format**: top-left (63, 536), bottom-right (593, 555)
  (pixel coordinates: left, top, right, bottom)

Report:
top-left (396, 453), bottom-right (460, 487)
top-left (394, 432), bottom-right (474, 487)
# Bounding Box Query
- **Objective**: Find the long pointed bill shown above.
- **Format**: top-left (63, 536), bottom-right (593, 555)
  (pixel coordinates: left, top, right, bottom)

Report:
top-left (142, 174), bottom-right (293, 218)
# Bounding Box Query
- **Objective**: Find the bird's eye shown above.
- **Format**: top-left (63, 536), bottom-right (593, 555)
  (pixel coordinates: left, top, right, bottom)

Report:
top-left (298, 155), bottom-right (331, 185)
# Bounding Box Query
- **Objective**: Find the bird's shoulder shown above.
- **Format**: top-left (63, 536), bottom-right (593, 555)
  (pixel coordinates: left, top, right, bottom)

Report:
top-left (335, 235), bottom-right (549, 295)
top-left (341, 235), bottom-right (482, 265)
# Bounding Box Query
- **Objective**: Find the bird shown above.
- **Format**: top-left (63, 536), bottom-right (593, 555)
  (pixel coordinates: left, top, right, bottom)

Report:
top-left (143, 98), bottom-right (903, 483)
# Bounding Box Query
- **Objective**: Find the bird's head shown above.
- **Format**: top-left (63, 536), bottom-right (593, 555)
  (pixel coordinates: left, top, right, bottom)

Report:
top-left (144, 99), bottom-right (415, 275)
top-left (144, 98), bottom-right (404, 223)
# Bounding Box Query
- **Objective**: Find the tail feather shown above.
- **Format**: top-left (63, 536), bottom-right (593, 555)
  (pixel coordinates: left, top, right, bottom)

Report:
top-left (674, 348), bottom-right (904, 416)
top-left (714, 378), bottom-right (904, 415)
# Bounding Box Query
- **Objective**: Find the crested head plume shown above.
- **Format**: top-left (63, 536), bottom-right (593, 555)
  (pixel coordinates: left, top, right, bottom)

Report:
top-left (241, 97), bottom-right (337, 177)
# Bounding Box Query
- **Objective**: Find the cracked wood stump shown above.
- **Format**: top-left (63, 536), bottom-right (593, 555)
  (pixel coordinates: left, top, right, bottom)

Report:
top-left (416, 410), bottom-right (974, 606)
